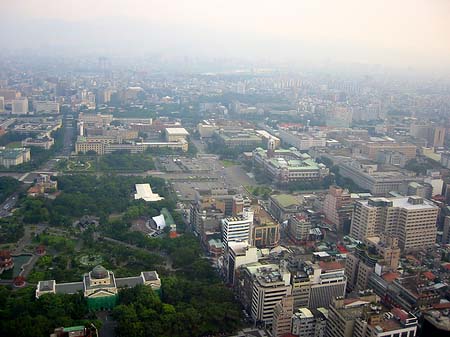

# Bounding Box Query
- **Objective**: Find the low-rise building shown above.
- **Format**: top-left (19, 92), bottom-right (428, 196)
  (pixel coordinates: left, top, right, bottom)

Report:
top-left (253, 147), bottom-right (329, 186)
top-left (0, 147), bottom-right (31, 168)
top-left (36, 266), bottom-right (161, 311)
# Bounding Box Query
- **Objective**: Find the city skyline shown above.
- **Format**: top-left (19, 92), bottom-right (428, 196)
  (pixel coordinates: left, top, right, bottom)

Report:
top-left (1, 0), bottom-right (450, 72)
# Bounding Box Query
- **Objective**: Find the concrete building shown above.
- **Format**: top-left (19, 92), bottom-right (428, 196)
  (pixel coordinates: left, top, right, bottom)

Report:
top-left (410, 124), bottom-right (446, 148)
top-left (251, 205), bottom-right (280, 248)
top-left (0, 96), bottom-right (4, 113)
top-left (165, 127), bottom-right (189, 142)
top-left (268, 194), bottom-right (304, 223)
top-left (12, 98), bottom-right (28, 114)
top-left (278, 128), bottom-right (327, 150)
top-left (326, 294), bottom-right (379, 337)
top-left (350, 196), bottom-right (438, 251)
top-left (322, 186), bottom-right (354, 232)
top-left (292, 307), bottom-right (328, 337)
top-left (34, 101), bottom-right (60, 114)
top-left (345, 235), bottom-right (400, 292)
top-left (0, 147), bottom-right (31, 168)
top-left (288, 214), bottom-right (312, 243)
top-left (221, 208), bottom-right (254, 250)
top-left (238, 263), bottom-right (292, 324)
top-left (272, 295), bottom-right (294, 337)
top-left (360, 142), bottom-right (417, 161)
top-left (338, 160), bottom-right (419, 196)
top-left (253, 147), bottom-right (329, 186)
top-left (22, 136), bottom-right (54, 149)
top-left (353, 307), bottom-right (418, 337)
top-left (214, 128), bottom-right (263, 149)
top-left (309, 261), bottom-right (347, 309)
top-left (225, 241), bottom-right (259, 285)
top-left (36, 266), bottom-right (161, 311)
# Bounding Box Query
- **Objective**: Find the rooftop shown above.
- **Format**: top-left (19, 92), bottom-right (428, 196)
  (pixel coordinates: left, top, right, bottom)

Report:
top-left (271, 194), bottom-right (303, 208)
top-left (165, 127), bottom-right (189, 135)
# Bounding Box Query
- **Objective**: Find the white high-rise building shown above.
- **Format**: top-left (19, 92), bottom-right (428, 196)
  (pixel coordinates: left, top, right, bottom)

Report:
top-left (221, 208), bottom-right (254, 250)
top-left (12, 98), bottom-right (28, 115)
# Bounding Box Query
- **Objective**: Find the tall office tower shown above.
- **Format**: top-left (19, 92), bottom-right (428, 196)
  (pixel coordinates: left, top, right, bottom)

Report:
top-left (350, 196), bottom-right (438, 251)
top-left (292, 307), bottom-right (328, 337)
top-left (322, 186), bottom-right (354, 232)
top-left (12, 98), bottom-right (28, 115)
top-left (272, 295), bottom-right (294, 337)
top-left (0, 96), bottom-right (4, 113)
top-left (326, 294), bottom-right (379, 337)
top-left (221, 208), bottom-right (254, 250)
top-left (239, 263), bottom-right (291, 324)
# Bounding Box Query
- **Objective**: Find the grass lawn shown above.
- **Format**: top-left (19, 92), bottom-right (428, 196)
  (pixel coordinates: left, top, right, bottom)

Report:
top-left (221, 159), bottom-right (237, 167)
top-left (6, 141), bottom-right (22, 148)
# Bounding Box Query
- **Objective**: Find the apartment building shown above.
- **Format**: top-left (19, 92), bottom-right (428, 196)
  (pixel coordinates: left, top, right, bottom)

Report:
top-left (350, 196), bottom-right (438, 251)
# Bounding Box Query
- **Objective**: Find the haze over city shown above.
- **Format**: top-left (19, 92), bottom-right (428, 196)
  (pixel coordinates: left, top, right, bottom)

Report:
top-left (2, 0), bottom-right (450, 71)
top-left (2, 1), bottom-right (450, 337)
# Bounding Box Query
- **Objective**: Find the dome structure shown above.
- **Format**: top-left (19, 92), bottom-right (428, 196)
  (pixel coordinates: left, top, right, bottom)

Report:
top-left (91, 265), bottom-right (108, 279)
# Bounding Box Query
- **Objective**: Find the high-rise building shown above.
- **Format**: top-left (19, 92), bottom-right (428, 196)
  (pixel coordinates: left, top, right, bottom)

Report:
top-left (237, 262), bottom-right (291, 325)
top-left (350, 196), bottom-right (438, 251)
top-left (322, 186), bottom-right (354, 232)
top-left (12, 98), bottom-right (28, 114)
top-left (0, 96), bottom-right (4, 113)
top-left (272, 295), bottom-right (294, 337)
top-left (225, 241), bottom-right (258, 285)
top-left (221, 208), bottom-right (254, 250)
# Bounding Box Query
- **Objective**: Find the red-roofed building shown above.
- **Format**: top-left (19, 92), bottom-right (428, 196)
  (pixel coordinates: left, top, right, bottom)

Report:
top-left (319, 260), bottom-right (344, 272)
top-left (337, 244), bottom-right (348, 254)
top-left (0, 250), bottom-right (14, 272)
top-left (382, 272), bottom-right (401, 283)
top-left (13, 276), bottom-right (26, 288)
top-left (36, 245), bottom-right (46, 256)
top-left (422, 271), bottom-right (436, 281)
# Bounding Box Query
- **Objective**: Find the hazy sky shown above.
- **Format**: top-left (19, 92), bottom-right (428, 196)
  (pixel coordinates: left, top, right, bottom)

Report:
top-left (2, 0), bottom-right (450, 70)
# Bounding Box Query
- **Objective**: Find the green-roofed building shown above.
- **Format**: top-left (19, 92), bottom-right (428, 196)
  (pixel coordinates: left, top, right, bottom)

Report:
top-left (253, 147), bottom-right (329, 186)
top-left (268, 194), bottom-right (304, 222)
top-left (0, 147), bottom-right (30, 168)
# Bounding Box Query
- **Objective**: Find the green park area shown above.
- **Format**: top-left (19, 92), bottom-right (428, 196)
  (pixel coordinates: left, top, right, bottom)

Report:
top-left (0, 174), bottom-right (243, 337)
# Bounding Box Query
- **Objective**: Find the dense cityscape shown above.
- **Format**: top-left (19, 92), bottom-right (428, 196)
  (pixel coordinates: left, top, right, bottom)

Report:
top-left (2, 1), bottom-right (450, 337)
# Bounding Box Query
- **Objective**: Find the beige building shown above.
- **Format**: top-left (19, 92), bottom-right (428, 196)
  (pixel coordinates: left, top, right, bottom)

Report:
top-left (12, 98), bottom-right (28, 115)
top-left (165, 127), bottom-right (189, 142)
top-left (0, 147), bottom-right (31, 168)
top-left (360, 142), bottom-right (417, 161)
top-left (272, 296), bottom-right (294, 337)
top-left (350, 196), bottom-right (438, 251)
top-left (322, 186), bottom-right (353, 231)
top-left (326, 294), bottom-right (379, 337)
